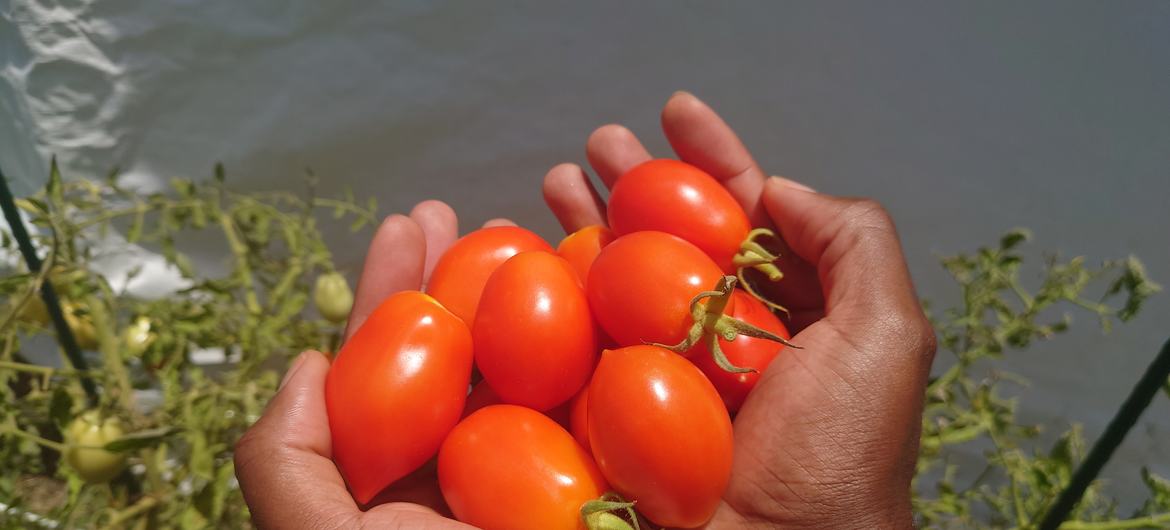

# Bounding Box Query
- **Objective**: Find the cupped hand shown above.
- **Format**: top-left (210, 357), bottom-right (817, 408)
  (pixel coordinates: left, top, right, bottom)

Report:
top-left (233, 202), bottom-right (513, 529)
top-left (543, 92), bottom-right (936, 529)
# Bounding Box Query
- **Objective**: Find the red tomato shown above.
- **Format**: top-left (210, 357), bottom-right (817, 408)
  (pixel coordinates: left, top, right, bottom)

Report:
top-left (568, 386), bottom-right (590, 454)
top-left (427, 226), bottom-right (552, 325)
top-left (439, 405), bottom-right (608, 530)
top-left (325, 291), bottom-right (473, 504)
top-left (588, 345), bottom-right (733, 528)
top-left (474, 252), bottom-right (598, 411)
top-left (607, 159), bottom-right (750, 273)
top-left (586, 231), bottom-right (730, 349)
top-left (556, 225), bottom-right (615, 283)
top-left (691, 289), bottom-right (791, 413)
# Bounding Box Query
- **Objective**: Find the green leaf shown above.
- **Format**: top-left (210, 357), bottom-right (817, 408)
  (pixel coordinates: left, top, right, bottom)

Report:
top-left (47, 156), bottom-right (64, 206)
top-left (999, 229), bottom-right (1030, 250)
top-left (103, 426), bottom-right (182, 452)
top-left (214, 162), bottom-right (226, 183)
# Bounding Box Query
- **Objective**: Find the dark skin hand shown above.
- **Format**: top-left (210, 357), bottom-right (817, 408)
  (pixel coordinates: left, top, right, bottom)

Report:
top-left (234, 92), bottom-right (936, 529)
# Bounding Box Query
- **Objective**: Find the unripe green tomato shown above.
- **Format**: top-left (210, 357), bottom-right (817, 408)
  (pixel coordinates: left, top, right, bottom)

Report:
top-left (314, 272), bottom-right (353, 324)
top-left (122, 316), bottom-right (157, 357)
top-left (62, 302), bottom-right (98, 350)
top-left (65, 411), bottom-right (126, 483)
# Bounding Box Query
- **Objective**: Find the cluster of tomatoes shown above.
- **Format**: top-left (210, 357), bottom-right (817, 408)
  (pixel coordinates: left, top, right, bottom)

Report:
top-left (325, 159), bottom-right (796, 530)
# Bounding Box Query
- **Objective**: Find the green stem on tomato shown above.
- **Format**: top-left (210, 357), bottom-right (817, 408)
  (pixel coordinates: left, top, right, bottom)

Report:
top-left (581, 492), bottom-right (640, 530)
top-left (650, 275), bottom-right (800, 374)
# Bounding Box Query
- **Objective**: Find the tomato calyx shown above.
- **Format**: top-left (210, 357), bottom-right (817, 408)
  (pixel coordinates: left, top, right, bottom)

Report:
top-left (731, 228), bottom-right (790, 314)
top-left (651, 276), bottom-right (800, 373)
top-left (581, 492), bottom-right (640, 530)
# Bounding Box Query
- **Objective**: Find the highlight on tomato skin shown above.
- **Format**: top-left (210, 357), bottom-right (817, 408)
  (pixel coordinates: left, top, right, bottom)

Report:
top-left (438, 405), bottom-right (608, 530)
top-left (606, 159), bottom-right (751, 274)
top-left (426, 226), bottom-right (553, 326)
top-left (585, 230), bottom-right (730, 349)
top-left (324, 290), bottom-right (474, 505)
top-left (556, 225), bottom-right (615, 284)
top-left (691, 289), bottom-right (791, 413)
top-left (587, 345), bottom-right (733, 528)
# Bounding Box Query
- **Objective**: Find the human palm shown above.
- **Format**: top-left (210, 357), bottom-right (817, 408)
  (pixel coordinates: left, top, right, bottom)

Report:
top-left (235, 92), bottom-right (934, 529)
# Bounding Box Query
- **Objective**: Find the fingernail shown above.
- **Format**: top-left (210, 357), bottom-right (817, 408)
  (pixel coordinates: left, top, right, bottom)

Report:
top-left (278, 351), bottom-right (311, 391)
top-left (672, 90), bottom-right (696, 99)
top-left (770, 175), bottom-right (815, 193)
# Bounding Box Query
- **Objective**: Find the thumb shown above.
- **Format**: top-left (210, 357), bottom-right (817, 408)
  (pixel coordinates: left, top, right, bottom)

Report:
top-left (235, 351), bottom-right (359, 528)
top-left (760, 177), bottom-right (925, 332)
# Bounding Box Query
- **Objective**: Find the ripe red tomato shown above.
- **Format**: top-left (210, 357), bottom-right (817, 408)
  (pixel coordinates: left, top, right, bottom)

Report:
top-left (325, 291), bottom-right (473, 504)
top-left (474, 251), bottom-right (598, 411)
top-left (439, 405), bottom-right (608, 530)
top-left (607, 159), bottom-right (751, 273)
top-left (556, 225), bottom-right (615, 283)
top-left (568, 386), bottom-right (590, 454)
top-left (586, 231), bottom-right (730, 349)
top-left (427, 226), bottom-right (552, 325)
top-left (691, 289), bottom-right (791, 413)
top-left (588, 345), bottom-right (733, 528)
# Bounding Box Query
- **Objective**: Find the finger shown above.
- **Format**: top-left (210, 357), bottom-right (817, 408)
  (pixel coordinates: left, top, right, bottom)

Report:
top-left (235, 351), bottom-right (358, 527)
top-left (761, 178), bottom-right (932, 346)
top-left (542, 163), bottom-right (607, 233)
top-left (482, 218), bottom-right (516, 228)
top-left (585, 124), bottom-right (652, 188)
top-left (345, 215), bottom-right (425, 340)
top-left (661, 91), bottom-right (809, 226)
top-left (409, 200), bottom-right (459, 284)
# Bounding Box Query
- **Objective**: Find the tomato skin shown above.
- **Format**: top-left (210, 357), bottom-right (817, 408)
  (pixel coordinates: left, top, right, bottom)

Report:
top-left (588, 345), bottom-right (733, 528)
top-left (568, 386), bottom-right (590, 454)
top-left (608, 159), bottom-right (751, 273)
top-left (691, 290), bottom-right (791, 413)
top-left (325, 291), bottom-right (473, 504)
top-left (65, 411), bottom-right (126, 483)
top-left (439, 405), bottom-right (607, 530)
top-left (556, 225), bottom-right (615, 283)
top-left (474, 252), bottom-right (598, 411)
top-left (586, 231), bottom-right (730, 350)
top-left (464, 381), bottom-right (572, 428)
top-left (427, 226), bottom-right (552, 326)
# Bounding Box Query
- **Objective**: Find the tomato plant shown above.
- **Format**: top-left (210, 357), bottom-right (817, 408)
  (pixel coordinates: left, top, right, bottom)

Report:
top-left (65, 411), bottom-right (127, 484)
top-left (427, 226), bottom-right (553, 325)
top-left (439, 404), bottom-right (608, 530)
top-left (325, 290), bottom-right (474, 504)
top-left (313, 271), bottom-right (354, 324)
top-left (556, 225), bottom-right (615, 283)
top-left (587, 345), bottom-right (733, 528)
top-left (691, 289), bottom-right (791, 413)
top-left (474, 251), bottom-right (598, 411)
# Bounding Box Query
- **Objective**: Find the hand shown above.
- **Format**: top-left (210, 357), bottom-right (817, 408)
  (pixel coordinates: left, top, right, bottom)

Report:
top-left (234, 203), bottom-right (513, 529)
top-left (543, 92), bottom-right (936, 529)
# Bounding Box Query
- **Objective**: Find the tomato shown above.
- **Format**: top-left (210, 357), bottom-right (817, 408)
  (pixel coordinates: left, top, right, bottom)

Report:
top-left (122, 316), bottom-right (157, 357)
top-left (65, 411), bottom-right (126, 483)
top-left (691, 290), bottom-right (790, 413)
top-left (439, 405), bottom-right (607, 530)
top-left (314, 271), bottom-right (354, 324)
top-left (14, 294), bottom-right (49, 326)
top-left (568, 386), bottom-right (590, 454)
top-left (556, 225), bottom-right (615, 283)
top-left (473, 251), bottom-right (597, 411)
top-left (325, 291), bottom-right (473, 504)
top-left (427, 226), bottom-right (553, 325)
top-left (62, 302), bottom-right (98, 350)
top-left (586, 231), bottom-right (729, 349)
top-left (607, 159), bottom-right (751, 273)
top-left (587, 345), bottom-right (733, 528)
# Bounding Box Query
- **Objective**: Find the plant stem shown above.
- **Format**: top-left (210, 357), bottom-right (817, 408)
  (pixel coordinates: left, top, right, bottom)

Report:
top-left (1058, 513), bottom-right (1170, 530)
top-left (1037, 337), bottom-right (1170, 530)
top-left (0, 425), bottom-right (67, 452)
top-left (0, 166), bottom-right (98, 405)
top-left (219, 212), bottom-right (262, 314)
top-left (100, 495), bottom-right (162, 530)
